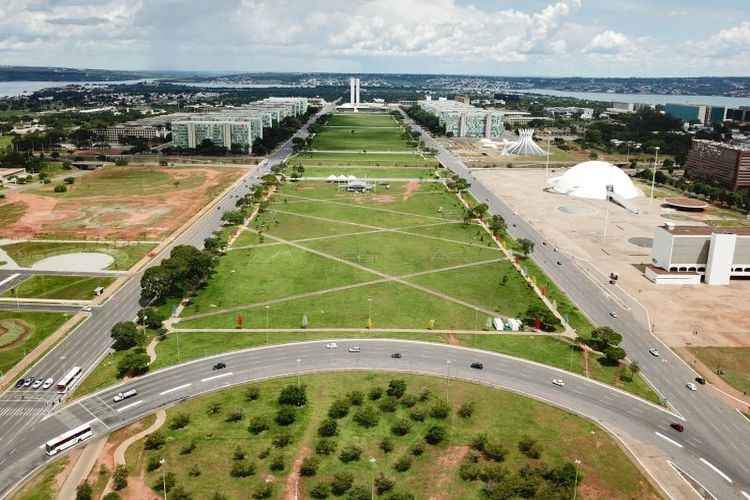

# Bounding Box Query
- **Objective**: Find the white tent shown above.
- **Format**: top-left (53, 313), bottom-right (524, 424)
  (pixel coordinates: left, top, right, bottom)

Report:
top-left (547, 161), bottom-right (643, 200)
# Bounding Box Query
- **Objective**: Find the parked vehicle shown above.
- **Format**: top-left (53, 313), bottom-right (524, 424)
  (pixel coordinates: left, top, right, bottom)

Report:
top-left (686, 382), bottom-right (697, 391)
top-left (670, 422), bottom-right (684, 432)
top-left (470, 362), bottom-right (483, 370)
top-left (695, 376), bottom-right (706, 385)
top-left (42, 378), bottom-right (54, 390)
top-left (23, 377), bottom-right (34, 387)
top-left (15, 379), bottom-right (25, 389)
top-left (609, 311), bottom-right (618, 319)
top-left (113, 389), bottom-right (137, 403)
top-left (32, 380), bottom-right (43, 389)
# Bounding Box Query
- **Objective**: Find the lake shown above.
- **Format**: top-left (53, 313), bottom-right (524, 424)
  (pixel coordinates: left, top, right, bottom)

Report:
top-left (515, 88), bottom-right (750, 108)
top-left (0, 80), bottom-right (148, 98)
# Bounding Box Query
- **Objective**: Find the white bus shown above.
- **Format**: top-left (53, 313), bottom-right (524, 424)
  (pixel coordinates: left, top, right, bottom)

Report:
top-left (56, 366), bottom-right (82, 393)
top-left (45, 423), bottom-right (93, 455)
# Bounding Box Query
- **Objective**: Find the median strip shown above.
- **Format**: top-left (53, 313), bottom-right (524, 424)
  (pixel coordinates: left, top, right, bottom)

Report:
top-left (654, 431), bottom-right (683, 448)
top-left (699, 457), bottom-right (733, 484)
top-left (159, 383), bottom-right (192, 396)
top-left (200, 372), bottom-right (234, 383)
top-left (116, 400), bottom-right (143, 412)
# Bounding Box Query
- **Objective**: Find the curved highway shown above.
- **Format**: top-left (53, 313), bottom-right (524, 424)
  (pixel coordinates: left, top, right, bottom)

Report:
top-left (0, 339), bottom-right (747, 500)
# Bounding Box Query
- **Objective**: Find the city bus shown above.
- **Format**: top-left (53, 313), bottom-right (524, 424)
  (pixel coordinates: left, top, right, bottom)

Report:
top-left (56, 366), bottom-right (82, 393)
top-left (45, 423), bottom-right (93, 455)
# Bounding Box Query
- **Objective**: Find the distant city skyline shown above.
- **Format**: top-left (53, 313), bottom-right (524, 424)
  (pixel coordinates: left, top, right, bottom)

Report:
top-left (0, 0), bottom-right (748, 77)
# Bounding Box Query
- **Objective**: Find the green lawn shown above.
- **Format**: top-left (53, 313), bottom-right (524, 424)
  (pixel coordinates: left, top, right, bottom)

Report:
top-left (296, 151), bottom-right (437, 167)
top-left (327, 113), bottom-right (399, 127)
top-left (0, 241), bottom-right (156, 271)
top-left (10, 456), bottom-right (68, 500)
top-left (299, 167), bottom-right (435, 179)
top-left (312, 127), bottom-right (413, 151)
top-left (688, 346), bottom-right (750, 395)
top-left (117, 373), bottom-right (658, 500)
top-left (0, 135), bottom-right (12, 152)
top-left (0, 201), bottom-right (27, 227)
top-left (1, 275), bottom-right (115, 300)
top-left (0, 312), bottom-right (71, 375)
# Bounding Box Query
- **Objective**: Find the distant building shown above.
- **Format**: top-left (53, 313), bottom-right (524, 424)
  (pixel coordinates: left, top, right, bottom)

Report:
top-left (454, 95), bottom-right (471, 104)
top-left (94, 125), bottom-right (167, 143)
top-left (725, 106), bottom-right (750, 123)
top-left (666, 104), bottom-right (750, 125)
top-left (544, 107), bottom-right (594, 120)
top-left (685, 139), bottom-right (750, 191)
top-left (648, 224), bottom-right (750, 285)
top-left (417, 99), bottom-right (505, 138)
top-left (493, 93), bottom-right (522, 104)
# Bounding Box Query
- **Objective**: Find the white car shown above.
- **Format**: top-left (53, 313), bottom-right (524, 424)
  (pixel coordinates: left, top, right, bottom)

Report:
top-left (552, 378), bottom-right (565, 387)
top-left (348, 346), bottom-right (361, 353)
top-left (42, 378), bottom-right (54, 390)
top-left (82, 306), bottom-right (92, 312)
top-left (686, 382), bottom-right (697, 391)
top-left (113, 389), bottom-right (137, 403)
top-left (648, 348), bottom-right (661, 357)
top-left (31, 379), bottom-right (43, 390)
top-left (325, 343), bottom-right (338, 349)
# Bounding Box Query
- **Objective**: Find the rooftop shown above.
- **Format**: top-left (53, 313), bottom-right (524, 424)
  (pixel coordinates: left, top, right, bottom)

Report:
top-left (663, 225), bottom-right (750, 236)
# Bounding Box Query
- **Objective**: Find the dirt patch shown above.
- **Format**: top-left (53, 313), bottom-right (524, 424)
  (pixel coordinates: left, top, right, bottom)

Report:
top-left (283, 446), bottom-right (310, 500)
top-left (429, 445), bottom-right (470, 500)
top-left (446, 332), bottom-right (460, 346)
top-left (0, 319), bottom-right (31, 350)
top-left (403, 180), bottom-right (420, 201)
top-left (0, 166), bottom-right (245, 241)
top-left (54, 448), bottom-right (84, 490)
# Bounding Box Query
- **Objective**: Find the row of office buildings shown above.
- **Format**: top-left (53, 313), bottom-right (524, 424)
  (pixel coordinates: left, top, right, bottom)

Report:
top-left (665, 103), bottom-right (750, 125)
top-left (417, 97), bottom-right (507, 138)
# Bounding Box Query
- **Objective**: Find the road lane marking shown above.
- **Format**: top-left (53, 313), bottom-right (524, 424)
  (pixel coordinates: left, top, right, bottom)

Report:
top-left (740, 491), bottom-right (750, 500)
top-left (201, 372), bottom-right (234, 383)
top-left (654, 431), bottom-right (683, 448)
top-left (116, 400), bottom-right (143, 412)
top-left (159, 383), bottom-right (192, 396)
top-left (80, 404), bottom-right (110, 429)
top-left (0, 273), bottom-right (20, 288)
top-left (699, 458), bottom-right (733, 484)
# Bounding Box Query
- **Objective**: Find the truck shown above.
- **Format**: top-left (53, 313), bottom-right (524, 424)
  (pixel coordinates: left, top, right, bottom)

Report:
top-left (113, 389), bottom-right (137, 403)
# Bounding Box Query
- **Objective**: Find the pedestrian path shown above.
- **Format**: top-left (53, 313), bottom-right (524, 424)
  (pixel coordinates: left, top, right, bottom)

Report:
top-left (0, 406), bottom-right (48, 417)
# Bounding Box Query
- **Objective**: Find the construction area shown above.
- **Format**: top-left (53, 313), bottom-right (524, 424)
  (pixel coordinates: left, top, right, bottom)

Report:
top-left (473, 167), bottom-right (750, 349)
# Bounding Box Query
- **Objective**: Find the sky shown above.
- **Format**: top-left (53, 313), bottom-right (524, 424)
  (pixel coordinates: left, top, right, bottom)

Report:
top-left (0, 0), bottom-right (748, 77)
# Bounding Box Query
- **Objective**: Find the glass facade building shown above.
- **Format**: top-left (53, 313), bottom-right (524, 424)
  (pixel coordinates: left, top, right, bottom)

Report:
top-left (417, 99), bottom-right (505, 138)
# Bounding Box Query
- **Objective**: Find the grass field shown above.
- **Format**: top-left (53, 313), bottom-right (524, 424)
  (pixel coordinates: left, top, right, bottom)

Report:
top-left (0, 241), bottom-right (156, 270)
top-left (0, 201), bottom-right (27, 227)
top-left (115, 373), bottom-right (657, 500)
top-left (10, 456), bottom-right (68, 500)
top-left (1, 275), bottom-right (115, 300)
top-left (299, 167), bottom-right (435, 179)
top-left (0, 135), bottom-right (12, 152)
top-left (0, 311), bottom-right (71, 375)
top-left (296, 152), bottom-right (438, 167)
top-left (327, 113), bottom-right (399, 127)
top-left (688, 346), bottom-right (750, 394)
top-left (312, 127), bottom-right (413, 151)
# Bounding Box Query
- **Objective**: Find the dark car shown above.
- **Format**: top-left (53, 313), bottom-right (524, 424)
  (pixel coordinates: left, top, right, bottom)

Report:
top-left (470, 362), bottom-right (484, 370)
top-left (695, 376), bottom-right (706, 385)
top-left (213, 362), bottom-right (227, 370)
top-left (391, 353), bottom-right (402, 359)
top-left (670, 422), bottom-right (684, 432)
top-left (15, 379), bottom-right (25, 388)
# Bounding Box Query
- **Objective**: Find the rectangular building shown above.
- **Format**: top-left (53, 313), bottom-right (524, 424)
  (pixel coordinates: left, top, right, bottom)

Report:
top-left (417, 99), bottom-right (505, 139)
top-left (93, 125), bottom-right (167, 143)
top-left (665, 103), bottom-right (708, 124)
top-left (649, 224), bottom-right (750, 285)
top-left (685, 139), bottom-right (750, 191)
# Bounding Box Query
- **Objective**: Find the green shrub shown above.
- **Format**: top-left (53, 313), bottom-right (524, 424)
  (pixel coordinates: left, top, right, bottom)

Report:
top-left (170, 413), bottom-right (190, 430)
top-left (245, 386), bottom-right (260, 401)
top-left (188, 465), bottom-right (201, 477)
top-left (483, 442), bottom-right (507, 462)
top-left (270, 454), bottom-right (285, 471)
top-left (275, 407), bottom-right (297, 426)
top-left (310, 483), bottom-right (331, 498)
top-left (318, 418), bottom-right (338, 437)
top-left (393, 456), bottom-right (412, 472)
top-left (300, 456), bottom-right (319, 476)
top-left (380, 437), bottom-right (394, 454)
top-left (273, 432), bottom-right (292, 448)
top-left (278, 384), bottom-right (307, 406)
top-left (458, 401), bottom-right (475, 418)
top-left (233, 446), bottom-right (246, 460)
top-left (379, 397), bottom-right (398, 413)
top-left (429, 400), bottom-right (450, 419)
top-left (331, 472), bottom-right (354, 495)
top-left (146, 455), bottom-right (162, 471)
top-left (459, 462), bottom-right (482, 481)
top-left (391, 418), bottom-right (411, 436)
top-left (180, 440), bottom-right (196, 455)
top-left (315, 438), bottom-right (337, 455)
top-left (368, 387), bottom-right (383, 400)
top-left (400, 394), bottom-right (418, 408)
top-left (353, 405), bottom-right (379, 428)
top-left (252, 483), bottom-right (273, 499)
top-left (328, 399), bottom-right (350, 419)
top-left (425, 425), bottom-right (446, 445)
top-left (230, 461), bottom-right (256, 478)
top-left (410, 443), bottom-right (425, 456)
top-left (518, 435), bottom-right (542, 459)
top-left (225, 410), bottom-right (244, 422)
top-left (248, 416), bottom-right (269, 434)
top-left (409, 408), bottom-right (426, 422)
top-left (386, 379), bottom-right (407, 399)
top-left (374, 474), bottom-right (395, 495)
top-left (347, 486), bottom-right (369, 500)
top-left (347, 390), bottom-right (364, 406)
top-left (112, 465), bottom-right (128, 490)
top-left (339, 445), bottom-right (362, 463)
top-left (143, 432), bottom-right (165, 450)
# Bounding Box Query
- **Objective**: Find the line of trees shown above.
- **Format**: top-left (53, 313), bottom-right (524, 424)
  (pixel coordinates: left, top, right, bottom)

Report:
top-left (405, 105), bottom-right (443, 135)
top-left (140, 245), bottom-right (217, 305)
top-left (252, 107), bottom-right (320, 156)
top-left (635, 167), bottom-right (750, 212)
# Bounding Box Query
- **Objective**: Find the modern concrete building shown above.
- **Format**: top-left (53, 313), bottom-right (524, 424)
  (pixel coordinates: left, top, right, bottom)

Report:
top-left (685, 139), bottom-right (750, 191)
top-left (417, 98), bottom-right (505, 138)
top-left (171, 97), bottom-right (308, 153)
top-left (665, 104), bottom-right (750, 125)
top-left (647, 224), bottom-right (750, 285)
top-left (93, 125), bottom-right (167, 143)
top-left (544, 107), bottom-right (594, 120)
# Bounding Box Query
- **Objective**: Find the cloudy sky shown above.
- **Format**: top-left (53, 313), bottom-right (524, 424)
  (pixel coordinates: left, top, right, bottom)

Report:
top-left (1, 0), bottom-right (748, 77)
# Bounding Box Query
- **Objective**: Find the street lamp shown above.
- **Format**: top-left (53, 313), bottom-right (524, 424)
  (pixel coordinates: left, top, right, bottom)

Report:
top-left (649, 146), bottom-right (660, 206)
top-left (572, 459), bottom-right (581, 500)
top-left (296, 358), bottom-right (302, 387)
top-left (160, 458), bottom-right (168, 500)
top-left (369, 457), bottom-right (377, 500)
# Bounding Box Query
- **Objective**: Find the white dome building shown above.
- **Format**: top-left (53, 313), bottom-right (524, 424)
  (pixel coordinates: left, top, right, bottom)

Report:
top-left (547, 161), bottom-right (643, 200)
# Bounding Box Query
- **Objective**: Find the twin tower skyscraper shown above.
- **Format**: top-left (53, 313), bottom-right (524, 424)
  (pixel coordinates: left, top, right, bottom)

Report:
top-left (349, 77), bottom-right (361, 107)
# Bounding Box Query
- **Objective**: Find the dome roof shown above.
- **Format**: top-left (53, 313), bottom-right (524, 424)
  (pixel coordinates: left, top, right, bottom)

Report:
top-left (547, 161), bottom-right (642, 200)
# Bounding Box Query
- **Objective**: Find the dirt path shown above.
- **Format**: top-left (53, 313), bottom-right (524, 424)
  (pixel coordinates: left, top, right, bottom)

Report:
top-left (57, 436), bottom-right (107, 500)
top-left (145, 337), bottom-right (159, 364)
top-left (447, 332), bottom-right (460, 345)
top-left (403, 180), bottom-right (420, 201)
top-left (583, 348), bottom-right (591, 377)
top-left (283, 446), bottom-right (311, 500)
top-left (429, 445), bottom-right (470, 500)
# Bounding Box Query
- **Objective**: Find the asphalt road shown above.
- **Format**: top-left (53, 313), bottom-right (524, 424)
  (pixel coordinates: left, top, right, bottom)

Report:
top-left (0, 339), bottom-right (746, 500)
top-left (0, 104), bottom-right (334, 464)
top-left (400, 112), bottom-right (750, 498)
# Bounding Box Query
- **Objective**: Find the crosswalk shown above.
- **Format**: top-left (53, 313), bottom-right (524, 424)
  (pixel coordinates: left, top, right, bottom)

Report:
top-left (0, 406), bottom-right (48, 417)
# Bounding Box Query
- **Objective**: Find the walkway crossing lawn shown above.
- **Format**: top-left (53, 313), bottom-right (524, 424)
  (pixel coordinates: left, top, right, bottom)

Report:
top-left (300, 167), bottom-right (435, 179)
top-left (0, 241), bottom-right (156, 271)
top-left (0, 311), bottom-right (71, 375)
top-left (252, 210), bottom-right (388, 242)
top-left (296, 151), bottom-right (438, 167)
top-left (311, 127), bottom-right (412, 151)
top-left (326, 113), bottom-right (398, 127)
top-left (0, 275), bottom-right (115, 300)
top-left (180, 245), bottom-right (376, 317)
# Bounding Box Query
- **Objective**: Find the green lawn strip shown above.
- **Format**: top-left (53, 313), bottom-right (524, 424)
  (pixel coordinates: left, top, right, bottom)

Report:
top-left (279, 200), bottom-right (437, 229)
top-left (299, 167), bottom-right (435, 179)
top-left (0, 312), bottom-right (72, 374)
top-left (312, 127), bottom-right (413, 151)
top-left (296, 152), bottom-right (437, 167)
top-left (178, 280), bottom-right (488, 330)
top-left (229, 228), bottom-right (266, 248)
top-left (0, 241), bottom-right (156, 271)
top-left (0, 135), bottom-right (13, 151)
top-left (10, 456), bottom-right (68, 500)
top-left (687, 347), bottom-right (750, 395)
top-left (181, 245), bottom-right (377, 317)
top-left (326, 113), bottom-right (398, 127)
top-left (304, 230), bottom-right (502, 276)
top-left (120, 373), bottom-right (656, 500)
top-left (1, 275), bottom-right (115, 300)
top-left (406, 261), bottom-right (549, 323)
top-left (520, 258), bottom-right (595, 338)
top-left (0, 201), bottom-right (27, 227)
top-left (254, 209), bottom-right (377, 242)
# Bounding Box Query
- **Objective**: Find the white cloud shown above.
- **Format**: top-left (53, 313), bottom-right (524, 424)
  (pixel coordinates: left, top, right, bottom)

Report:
top-left (585, 30), bottom-right (631, 54)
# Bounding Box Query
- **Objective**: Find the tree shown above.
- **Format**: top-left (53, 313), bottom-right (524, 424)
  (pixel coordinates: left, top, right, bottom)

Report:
top-left (489, 214), bottom-right (506, 235)
top-left (339, 445), bottom-right (362, 463)
top-left (75, 482), bottom-right (93, 500)
top-left (393, 455), bottom-right (412, 472)
top-left (310, 483), bottom-right (330, 499)
top-left (252, 483), bottom-right (273, 499)
top-left (604, 345), bottom-right (627, 364)
top-left (353, 405), bottom-right (379, 428)
top-left (518, 238), bottom-right (535, 257)
top-left (425, 425), bottom-right (446, 445)
top-left (300, 456), bottom-right (319, 476)
top-left (391, 418), bottom-right (411, 436)
top-left (110, 321), bottom-right (142, 350)
top-left (328, 399), bottom-right (350, 419)
top-left (140, 266), bottom-right (173, 304)
top-left (315, 438), bottom-right (337, 455)
top-left (522, 304), bottom-right (559, 332)
top-left (430, 400), bottom-right (451, 419)
top-left (230, 461), bottom-right (256, 477)
top-left (331, 472), bottom-right (354, 495)
top-left (318, 418), bottom-right (338, 437)
top-left (518, 435), bottom-right (542, 459)
top-left (380, 437), bottom-right (394, 454)
top-left (386, 379), bottom-right (407, 399)
top-left (590, 327), bottom-right (623, 350)
top-left (116, 348), bottom-right (149, 377)
top-left (278, 384), bottom-right (307, 406)
top-left (170, 413), bottom-right (190, 430)
top-left (144, 431), bottom-right (165, 450)
top-left (275, 407), bottom-right (297, 426)
top-left (112, 465), bottom-right (129, 490)
top-left (221, 210), bottom-right (245, 225)
top-left (54, 184), bottom-right (67, 193)
top-left (458, 401), bottom-right (475, 418)
top-left (248, 416), bottom-right (269, 434)
top-left (374, 473), bottom-right (395, 494)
